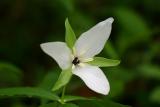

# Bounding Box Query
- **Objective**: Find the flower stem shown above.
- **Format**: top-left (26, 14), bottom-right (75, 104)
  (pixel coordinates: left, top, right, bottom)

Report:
top-left (60, 86), bottom-right (66, 104)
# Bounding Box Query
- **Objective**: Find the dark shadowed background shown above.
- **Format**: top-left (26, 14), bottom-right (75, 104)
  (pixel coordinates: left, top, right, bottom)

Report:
top-left (0, 0), bottom-right (160, 107)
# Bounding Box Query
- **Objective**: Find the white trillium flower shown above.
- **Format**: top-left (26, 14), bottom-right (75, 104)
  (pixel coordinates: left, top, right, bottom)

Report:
top-left (40, 17), bottom-right (114, 95)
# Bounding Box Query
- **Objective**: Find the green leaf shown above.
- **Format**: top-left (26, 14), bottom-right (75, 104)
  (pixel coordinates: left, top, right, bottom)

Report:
top-left (150, 87), bottom-right (160, 103)
top-left (38, 70), bottom-right (60, 105)
top-left (88, 57), bottom-right (120, 67)
top-left (63, 95), bottom-right (91, 102)
top-left (65, 18), bottom-right (76, 49)
top-left (39, 102), bottom-right (58, 107)
top-left (77, 99), bottom-right (131, 107)
top-left (40, 102), bottom-right (78, 107)
top-left (52, 68), bottom-right (72, 91)
top-left (61, 103), bottom-right (79, 107)
top-left (0, 87), bottom-right (59, 101)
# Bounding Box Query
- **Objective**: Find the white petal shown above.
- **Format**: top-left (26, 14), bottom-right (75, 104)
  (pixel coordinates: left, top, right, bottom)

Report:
top-left (73, 64), bottom-right (110, 95)
top-left (75, 17), bottom-right (114, 59)
top-left (40, 42), bottom-right (72, 70)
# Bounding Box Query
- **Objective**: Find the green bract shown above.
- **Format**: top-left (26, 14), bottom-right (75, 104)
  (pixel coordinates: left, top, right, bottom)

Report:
top-left (65, 18), bottom-right (76, 49)
top-left (52, 68), bottom-right (72, 91)
top-left (88, 57), bottom-right (120, 67)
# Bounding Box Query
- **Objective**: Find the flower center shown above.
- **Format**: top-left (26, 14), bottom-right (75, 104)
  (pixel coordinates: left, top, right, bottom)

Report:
top-left (72, 57), bottom-right (80, 65)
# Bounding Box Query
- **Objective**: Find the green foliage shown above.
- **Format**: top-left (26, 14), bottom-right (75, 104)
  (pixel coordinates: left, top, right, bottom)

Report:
top-left (105, 68), bottom-right (136, 98)
top-left (114, 7), bottom-right (151, 53)
top-left (65, 18), bottom-right (76, 49)
top-left (40, 102), bottom-right (78, 107)
top-left (115, 8), bottom-right (150, 37)
top-left (39, 99), bottom-right (130, 107)
top-left (52, 68), bottom-right (72, 91)
top-left (39, 102), bottom-right (58, 107)
top-left (77, 99), bottom-right (131, 107)
top-left (88, 57), bottom-right (120, 67)
top-left (63, 95), bottom-right (91, 102)
top-left (37, 70), bottom-right (60, 105)
top-left (38, 71), bottom-right (59, 90)
top-left (138, 64), bottom-right (160, 80)
top-left (0, 87), bottom-right (59, 101)
top-left (61, 103), bottom-right (79, 107)
top-left (0, 62), bottom-right (22, 86)
top-left (150, 87), bottom-right (160, 104)
top-left (58, 0), bottom-right (74, 12)
top-left (104, 42), bottom-right (119, 59)
top-left (0, 0), bottom-right (159, 107)
top-left (0, 86), bottom-right (131, 107)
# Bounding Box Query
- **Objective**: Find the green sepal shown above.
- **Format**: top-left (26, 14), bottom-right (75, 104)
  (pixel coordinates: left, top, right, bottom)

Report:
top-left (52, 68), bottom-right (72, 91)
top-left (88, 57), bottom-right (120, 67)
top-left (65, 18), bottom-right (76, 49)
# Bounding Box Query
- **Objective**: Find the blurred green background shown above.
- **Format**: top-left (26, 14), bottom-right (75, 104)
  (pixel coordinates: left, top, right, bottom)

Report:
top-left (0, 0), bottom-right (160, 107)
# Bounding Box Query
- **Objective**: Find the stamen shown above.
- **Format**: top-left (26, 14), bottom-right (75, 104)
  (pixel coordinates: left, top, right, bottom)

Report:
top-left (72, 65), bottom-right (75, 69)
top-left (78, 63), bottom-right (86, 67)
top-left (72, 57), bottom-right (80, 65)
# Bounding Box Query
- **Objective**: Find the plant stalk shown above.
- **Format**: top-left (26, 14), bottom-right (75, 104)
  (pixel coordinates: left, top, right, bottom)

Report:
top-left (60, 86), bottom-right (66, 104)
